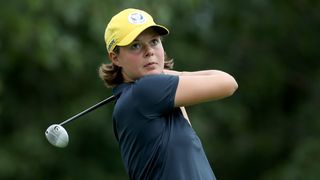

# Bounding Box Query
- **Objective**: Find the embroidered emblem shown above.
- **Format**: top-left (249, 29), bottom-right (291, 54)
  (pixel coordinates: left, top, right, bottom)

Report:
top-left (108, 39), bottom-right (116, 52)
top-left (128, 12), bottom-right (146, 24)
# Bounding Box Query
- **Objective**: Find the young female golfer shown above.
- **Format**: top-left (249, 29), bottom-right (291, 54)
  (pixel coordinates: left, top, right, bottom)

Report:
top-left (99, 8), bottom-right (238, 180)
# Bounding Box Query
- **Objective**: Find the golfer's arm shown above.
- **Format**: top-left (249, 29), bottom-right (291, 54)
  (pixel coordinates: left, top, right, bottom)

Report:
top-left (164, 70), bottom-right (238, 107)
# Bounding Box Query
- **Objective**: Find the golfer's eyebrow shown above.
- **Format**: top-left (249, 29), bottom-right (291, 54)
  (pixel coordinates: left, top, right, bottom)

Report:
top-left (133, 34), bottom-right (160, 42)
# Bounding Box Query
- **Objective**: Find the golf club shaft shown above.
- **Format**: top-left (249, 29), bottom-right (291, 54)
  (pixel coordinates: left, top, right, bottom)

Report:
top-left (59, 95), bottom-right (116, 126)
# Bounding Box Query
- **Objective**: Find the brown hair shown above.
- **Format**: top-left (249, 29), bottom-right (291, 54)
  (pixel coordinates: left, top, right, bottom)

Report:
top-left (98, 46), bottom-right (174, 88)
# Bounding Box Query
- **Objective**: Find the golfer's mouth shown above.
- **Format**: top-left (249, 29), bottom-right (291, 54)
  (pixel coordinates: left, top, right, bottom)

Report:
top-left (144, 62), bottom-right (157, 67)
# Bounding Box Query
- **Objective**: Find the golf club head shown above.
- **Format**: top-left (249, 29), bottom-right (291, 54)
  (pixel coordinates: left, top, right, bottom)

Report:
top-left (45, 124), bottom-right (69, 148)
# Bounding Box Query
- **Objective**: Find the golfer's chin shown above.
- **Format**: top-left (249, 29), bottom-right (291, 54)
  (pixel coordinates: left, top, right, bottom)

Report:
top-left (143, 67), bottom-right (163, 76)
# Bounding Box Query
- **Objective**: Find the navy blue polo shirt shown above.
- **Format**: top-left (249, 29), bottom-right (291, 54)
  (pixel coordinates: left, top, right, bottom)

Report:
top-left (112, 74), bottom-right (216, 180)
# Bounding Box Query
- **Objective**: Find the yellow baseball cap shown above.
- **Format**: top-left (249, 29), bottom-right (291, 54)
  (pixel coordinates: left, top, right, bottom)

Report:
top-left (104, 8), bottom-right (169, 53)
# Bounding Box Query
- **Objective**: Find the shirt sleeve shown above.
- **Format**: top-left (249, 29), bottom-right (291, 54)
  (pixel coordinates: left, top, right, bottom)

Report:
top-left (132, 74), bottom-right (179, 116)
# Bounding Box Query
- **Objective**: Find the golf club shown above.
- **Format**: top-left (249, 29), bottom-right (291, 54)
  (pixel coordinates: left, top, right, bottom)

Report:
top-left (45, 95), bottom-right (115, 148)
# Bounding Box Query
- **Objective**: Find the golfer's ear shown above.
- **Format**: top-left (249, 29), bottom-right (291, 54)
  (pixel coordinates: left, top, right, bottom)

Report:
top-left (109, 52), bottom-right (121, 67)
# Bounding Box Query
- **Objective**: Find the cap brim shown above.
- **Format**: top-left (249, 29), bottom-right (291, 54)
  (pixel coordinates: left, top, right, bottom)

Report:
top-left (117, 25), bottom-right (169, 47)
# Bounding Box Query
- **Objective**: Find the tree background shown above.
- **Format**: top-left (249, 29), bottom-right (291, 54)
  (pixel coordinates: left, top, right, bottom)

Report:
top-left (1, 0), bottom-right (319, 179)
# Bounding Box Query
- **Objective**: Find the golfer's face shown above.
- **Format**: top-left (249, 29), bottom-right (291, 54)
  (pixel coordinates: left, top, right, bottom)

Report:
top-left (117, 28), bottom-right (165, 82)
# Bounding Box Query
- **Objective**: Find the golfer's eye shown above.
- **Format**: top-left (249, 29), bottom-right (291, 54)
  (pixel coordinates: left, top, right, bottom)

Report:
top-left (150, 38), bottom-right (160, 46)
top-left (129, 43), bottom-right (141, 51)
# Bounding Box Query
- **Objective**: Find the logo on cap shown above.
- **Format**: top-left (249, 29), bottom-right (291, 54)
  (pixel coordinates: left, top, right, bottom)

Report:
top-left (107, 39), bottom-right (116, 52)
top-left (128, 12), bottom-right (146, 24)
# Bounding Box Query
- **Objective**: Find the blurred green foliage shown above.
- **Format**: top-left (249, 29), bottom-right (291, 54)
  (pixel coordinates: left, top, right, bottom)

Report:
top-left (1, 0), bottom-right (319, 179)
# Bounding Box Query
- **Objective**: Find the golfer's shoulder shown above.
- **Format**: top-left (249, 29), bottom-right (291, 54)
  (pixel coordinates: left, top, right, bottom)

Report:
top-left (137, 74), bottom-right (177, 85)
top-left (133, 74), bottom-right (178, 94)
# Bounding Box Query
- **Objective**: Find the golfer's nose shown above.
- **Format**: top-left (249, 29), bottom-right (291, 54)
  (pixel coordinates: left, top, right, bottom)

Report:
top-left (144, 44), bottom-right (154, 57)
